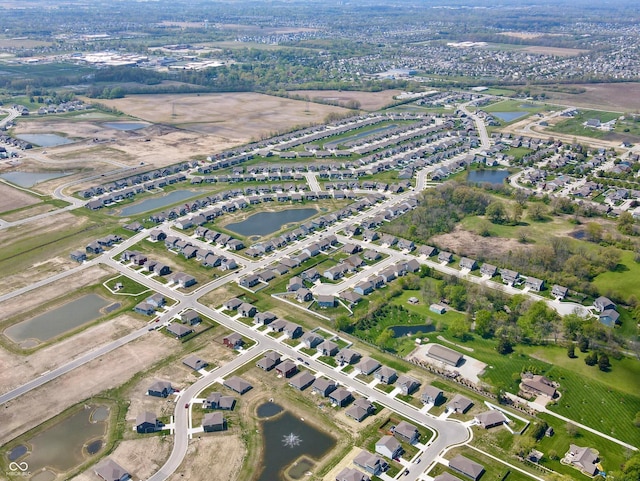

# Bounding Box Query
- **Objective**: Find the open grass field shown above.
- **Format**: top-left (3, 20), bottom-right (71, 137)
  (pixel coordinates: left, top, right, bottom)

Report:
top-left (593, 250), bottom-right (640, 301)
top-left (539, 82), bottom-right (640, 112)
top-left (482, 99), bottom-right (548, 114)
top-left (550, 109), bottom-right (622, 139)
top-left (287, 89), bottom-right (403, 111)
top-left (96, 92), bottom-right (349, 141)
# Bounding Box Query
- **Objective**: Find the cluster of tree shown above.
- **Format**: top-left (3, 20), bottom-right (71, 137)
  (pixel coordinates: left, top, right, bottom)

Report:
top-left (382, 183), bottom-right (491, 240)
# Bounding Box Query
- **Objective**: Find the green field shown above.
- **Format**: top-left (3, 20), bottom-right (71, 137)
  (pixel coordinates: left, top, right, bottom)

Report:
top-left (482, 99), bottom-right (548, 115)
top-left (593, 250), bottom-right (640, 302)
top-left (550, 109), bottom-right (622, 139)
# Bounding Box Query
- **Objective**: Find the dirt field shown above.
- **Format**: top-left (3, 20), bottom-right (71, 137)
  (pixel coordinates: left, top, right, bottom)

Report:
top-left (542, 82), bottom-right (640, 112)
top-left (0, 312), bottom-right (145, 395)
top-left (0, 181), bottom-right (41, 213)
top-left (0, 330), bottom-right (177, 446)
top-left (96, 92), bottom-right (348, 138)
top-left (168, 434), bottom-right (245, 481)
top-left (288, 89), bottom-right (403, 111)
top-left (522, 46), bottom-right (588, 57)
top-left (431, 224), bottom-right (529, 259)
top-left (71, 437), bottom-right (173, 481)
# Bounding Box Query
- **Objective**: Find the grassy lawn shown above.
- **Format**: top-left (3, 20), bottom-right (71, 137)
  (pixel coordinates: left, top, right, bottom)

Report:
top-left (550, 109), bottom-right (621, 139)
top-left (431, 332), bottom-right (640, 446)
top-left (482, 99), bottom-right (547, 115)
top-left (105, 275), bottom-right (151, 295)
top-left (443, 446), bottom-right (537, 481)
top-left (460, 214), bottom-right (575, 244)
top-left (593, 250), bottom-right (640, 302)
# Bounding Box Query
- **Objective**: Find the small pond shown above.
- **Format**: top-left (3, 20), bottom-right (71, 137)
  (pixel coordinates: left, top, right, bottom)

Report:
top-left (491, 111), bottom-right (528, 122)
top-left (390, 325), bottom-right (434, 337)
top-left (104, 303), bottom-right (121, 314)
top-left (4, 294), bottom-right (111, 344)
top-left (255, 403), bottom-right (335, 481)
top-left (119, 190), bottom-right (199, 216)
top-left (22, 405), bottom-right (107, 473)
top-left (226, 208), bottom-right (318, 237)
top-left (467, 169), bottom-right (510, 186)
top-left (324, 124), bottom-right (398, 149)
top-left (257, 401), bottom-right (284, 418)
top-left (86, 440), bottom-right (103, 455)
top-left (103, 121), bottom-right (150, 131)
top-left (16, 133), bottom-right (73, 147)
top-left (8, 444), bottom-right (27, 461)
top-left (0, 171), bottom-right (71, 187)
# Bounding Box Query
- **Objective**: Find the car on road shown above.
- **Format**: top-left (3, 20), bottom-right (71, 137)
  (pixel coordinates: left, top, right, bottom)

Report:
top-left (185, 403), bottom-right (189, 409)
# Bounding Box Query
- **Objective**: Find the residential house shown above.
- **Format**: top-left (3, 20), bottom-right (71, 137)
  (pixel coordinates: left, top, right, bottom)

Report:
top-left (500, 268), bottom-right (519, 285)
top-left (256, 351), bottom-right (281, 371)
top-left (480, 263), bottom-right (497, 277)
top-left (521, 374), bottom-right (557, 398)
top-left (239, 303), bottom-right (257, 318)
top-left (421, 385), bottom-right (444, 405)
top-left (223, 376), bottom-right (253, 395)
top-left (552, 285), bottom-right (568, 299)
top-left (147, 380), bottom-right (173, 398)
top-left (287, 276), bottom-right (304, 292)
top-left (594, 296), bottom-right (616, 312)
top-left (447, 394), bottom-right (473, 414)
top-left (275, 361), bottom-right (298, 378)
top-left (312, 377), bottom-right (337, 397)
top-left (94, 459), bottom-right (130, 481)
top-left (302, 332), bottom-right (323, 348)
top-left (346, 398), bottom-right (376, 422)
top-left (397, 238), bottom-right (415, 251)
top-left (475, 410), bottom-right (508, 429)
top-left (335, 467), bottom-right (370, 481)
top-left (362, 250), bottom-right (381, 261)
top-left (567, 445), bottom-right (599, 476)
top-left (396, 375), bottom-right (420, 395)
top-left (202, 412), bottom-right (226, 432)
top-left (180, 310), bottom-right (201, 325)
top-left (375, 366), bottom-right (397, 385)
top-left (336, 348), bottom-right (361, 365)
top-left (434, 473), bottom-right (463, 481)
top-left (459, 257), bottom-right (477, 271)
top-left (70, 250), bottom-right (87, 263)
top-left (393, 421), bottom-right (419, 444)
top-left (341, 290), bottom-right (362, 306)
top-left (146, 293), bottom-right (165, 308)
top-left (438, 251), bottom-right (453, 263)
top-left (223, 332), bottom-right (244, 349)
top-left (205, 392), bottom-right (236, 410)
top-left (353, 451), bottom-right (388, 476)
top-left (254, 311), bottom-right (277, 326)
top-left (599, 309), bottom-right (620, 327)
top-left (183, 355), bottom-right (207, 371)
top-left (317, 295), bottom-right (337, 308)
top-left (329, 388), bottom-right (353, 407)
top-left (525, 276), bottom-right (545, 292)
top-left (288, 371), bottom-right (316, 391)
top-left (134, 302), bottom-right (155, 316)
top-left (166, 323), bottom-right (192, 339)
top-left (449, 455), bottom-right (485, 481)
top-left (136, 412), bottom-right (160, 433)
top-left (317, 340), bottom-right (339, 356)
top-left (220, 258), bottom-right (237, 271)
top-left (356, 357), bottom-right (381, 375)
top-left (418, 245), bottom-right (437, 257)
top-left (295, 288), bottom-right (313, 303)
top-left (375, 435), bottom-right (402, 459)
top-left (239, 275), bottom-right (260, 289)
top-left (223, 298), bottom-right (242, 311)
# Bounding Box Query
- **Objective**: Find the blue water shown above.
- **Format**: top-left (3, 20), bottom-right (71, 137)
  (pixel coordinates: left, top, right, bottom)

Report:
top-left (16, 133), bottom-right (73, 147)
top-left (492, 111), bottom-right (528, 122)
top-left (0, 171), bottom-right (71, 187)
top-left (103, 122), bottom-right (149, 131)
top-left (390, 325), bottom-right (433, 337)
top-left (119, 190), bottom-right (199, 216)
top-left (467, 169), bottom-right (510, 186)
top-left (226, 208), bottom-right (318, 236)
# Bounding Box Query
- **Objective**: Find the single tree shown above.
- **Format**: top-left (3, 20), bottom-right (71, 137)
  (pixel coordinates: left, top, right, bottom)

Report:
top-left (585, 352), bottom-right (598, 366)
top-left (598, 353), bottom-right (610, 371)
top-left (567, 344), bottom-right (575, 358)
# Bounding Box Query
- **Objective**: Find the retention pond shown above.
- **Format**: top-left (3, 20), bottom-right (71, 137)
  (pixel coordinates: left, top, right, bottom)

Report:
top-left (226, 208), bottom-right (318, 237)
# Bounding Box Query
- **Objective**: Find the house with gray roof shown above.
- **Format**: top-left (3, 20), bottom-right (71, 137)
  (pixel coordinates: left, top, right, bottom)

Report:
top-left (166, 323), bottom-right (193, 339)
top-left (335, 467), bottom-right (370, 481)
top-left (203, 412), bottom-right (226, 432)
top-left (312, 377), bottom-right (337, 397)
top-left (594, 296), bottom-right (616, 312)
top-left (302, 332), bottom-right (323, 349)
top-left (396, 375), bottom-right (420, 395)
top-left (147, 380), bottom-right (173, 398)
top-left (136, 411), bottom-right (160, 433)
top-left (288, 371), bottom-right (316, 391)
top-left (356, 357), bottom-right (381, 375)
top-left (567, 445), bottom-right (599, 476)
top-left (459, 257), bottom-right (477, 270)
top-left (480, 263), bottom-right (497, 277)
top-left (374, 366), bottom-right (397, 384)
top-left (180, 310), bottom-right (201, 325)
top-left (336, 348), bottom-right (361, 365)
top-left (525, 276), bottom-right (545, 292)
top-left (393, 420), bottom-right (419, 444)
top-left (94, 458), bottom-right (130, 481)
top-left (224, 376), bottom-right (252, 394)
top-left (317, 340), bottom-right (339, 356)
top-left (353, 451), bottom-right (388, 476)
top-left (375, 435), bottom-right (402, 459)
top-left (329, 388), bottom-right (353, 407)
top-left (345, 398), bottom-right (376, 422)
top-left (447, 394), bottom-right (473, 414)
top-left (421, 385), bottom-right (444, 405)
top-left (449, 455), bottom-right (485, 481)
top-left (183, 355), bottom-right (207, 371)
top-left (552, 285), bottom-right (568, 299)
top-left (434, 473), bottom-right (463, 481)
top-left (205, 392), bottom-right (236, 410)
top-left (475, 410), bottom-right (508, 429)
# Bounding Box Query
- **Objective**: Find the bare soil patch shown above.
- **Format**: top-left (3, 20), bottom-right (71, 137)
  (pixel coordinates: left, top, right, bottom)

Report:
top-left (0, 312), bottom-right (144, 395)
top-left (97, 93), bottom-right (348, 140)
top-left (431, 224), bottom-right (528, 258)
top-left (0, 202), bottom-right (60, 221)
top-left (0, 330), bottom-right (176, 446)
top-left (0, 182), bottom-right (41, 213)
top-left (71, 437), bottom-right (172, 481)
top-left (168, 434), bottom-right (244, 481)
top-left (288, 89), bottom-right (403, 111)
top-left (522, 46), bottom-right (588, 57)
top-left (542, 82), bottom-right (640, 112)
